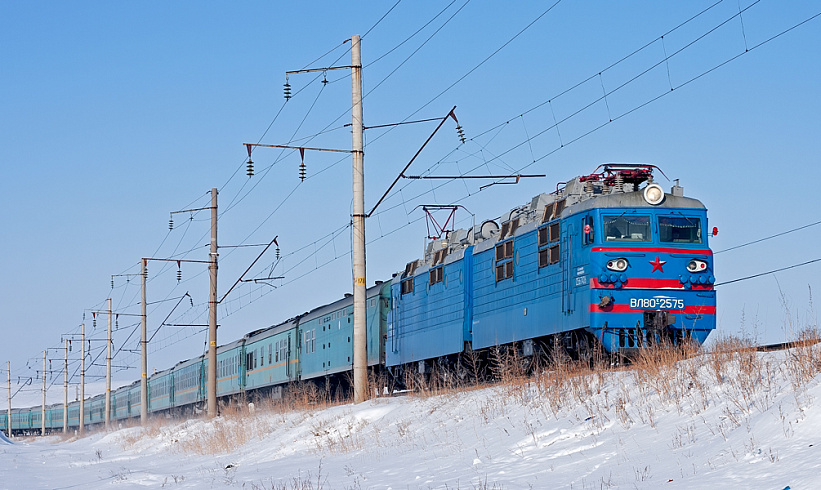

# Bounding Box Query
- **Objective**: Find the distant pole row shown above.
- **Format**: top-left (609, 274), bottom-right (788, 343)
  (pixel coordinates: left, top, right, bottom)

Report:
top-left (11, 34), bottom-right (366, 436)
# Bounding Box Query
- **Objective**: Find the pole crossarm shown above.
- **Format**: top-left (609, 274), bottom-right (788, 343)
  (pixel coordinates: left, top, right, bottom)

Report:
top-left (171, 206), bottom-right (212, 215)
top-left (244, 143), bottom-right (352, 154)
top-left (286, 65), bottom-right (356, 76)
top-left (143, 257), bottom-right (210, 264)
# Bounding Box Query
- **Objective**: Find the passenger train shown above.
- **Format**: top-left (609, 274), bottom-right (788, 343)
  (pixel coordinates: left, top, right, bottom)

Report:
top-left (2, 164), bottom-right (716, 435)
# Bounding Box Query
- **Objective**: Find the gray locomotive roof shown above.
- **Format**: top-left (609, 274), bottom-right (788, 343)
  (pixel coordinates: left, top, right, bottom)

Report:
top-left (564, 190), bottom-right (705, 214)
top-left (392, 171), bottom-right (707, 277)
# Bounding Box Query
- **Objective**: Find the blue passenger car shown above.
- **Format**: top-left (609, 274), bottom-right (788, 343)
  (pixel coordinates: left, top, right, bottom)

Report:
top-left (216, 338), bottom-right (245, 398)
top-left (244, 319), bottom-right (298, 395)
top-left (299, 283), bottom-right (389, 381)
top-left (148, 367), bottom-right (174, 413)
top-left (172, 356), bottom-right (205, 410)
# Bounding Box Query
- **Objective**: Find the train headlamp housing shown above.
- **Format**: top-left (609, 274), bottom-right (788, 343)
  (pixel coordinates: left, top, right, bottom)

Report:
top-left (606, 258), bottom-right (629, 272)
top-left (687, 259), bottom-right (708, 272)
top-left (643, 183), bottom-right (665, 205)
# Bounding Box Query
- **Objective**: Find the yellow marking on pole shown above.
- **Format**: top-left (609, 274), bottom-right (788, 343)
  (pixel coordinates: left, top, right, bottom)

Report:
top-left (355, 276), bottom-right (366, 285)
top-left (210, 341), bottom-right (216, 347)
top-left (142, 372), bottom-right (147, 378)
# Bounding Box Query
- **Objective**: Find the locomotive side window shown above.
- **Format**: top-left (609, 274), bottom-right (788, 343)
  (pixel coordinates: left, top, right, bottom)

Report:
top-left (549, 222), bottom-right (560, 242)
top-left (495, 239), bottom-right (515, 281)
top-left (538, 221), bottom-right (561, 268)
top-left (603, 215), bottom-right (651, 241)
top-left (401, 278), bottom-right (413, 295)
top-left (658, 216), bottom-right (702, 243)
top-left (429, 266), bottom-right (443, 285)
top-left (538, 227), bottom-right (548, 247)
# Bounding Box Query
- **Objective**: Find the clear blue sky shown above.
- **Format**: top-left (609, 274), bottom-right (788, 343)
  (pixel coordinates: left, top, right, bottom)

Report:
top-left (2, 1), bottom-right (819, 408)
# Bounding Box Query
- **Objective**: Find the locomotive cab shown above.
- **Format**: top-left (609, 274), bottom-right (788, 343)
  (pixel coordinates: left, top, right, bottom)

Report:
top-left (568, 165), bottom-right (716, 352)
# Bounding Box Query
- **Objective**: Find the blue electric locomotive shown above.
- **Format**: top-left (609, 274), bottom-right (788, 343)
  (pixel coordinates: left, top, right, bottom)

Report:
top-left (387, 164), bottom-right (716, 373)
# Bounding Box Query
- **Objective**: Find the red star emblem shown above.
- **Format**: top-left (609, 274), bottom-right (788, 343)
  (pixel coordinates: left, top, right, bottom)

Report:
top-left (649, 255), bottom-right (666, 273)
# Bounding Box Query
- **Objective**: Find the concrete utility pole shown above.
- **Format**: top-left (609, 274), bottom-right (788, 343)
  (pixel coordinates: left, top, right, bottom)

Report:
top-left (80, 323), bottom-right (85, 435)
top-left (351, 34), bottom-right (367, 404)
top-left (7, 361), bottom-right (11, 438)
top-left (207, 187), bottom-right (218, 417)
top-left (140, 260), bottom-right (147, 424)
top-left (63, 339), bottom-right (68, 433)
top-left (105, 298), bottom-right (112, 430)
top-left (41, 350), bottom-right (46, 436)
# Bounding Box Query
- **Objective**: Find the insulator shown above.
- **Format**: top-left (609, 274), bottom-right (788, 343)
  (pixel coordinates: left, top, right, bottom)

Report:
top-left (456, 125), bottom-right (466, 144)
top-left (246, 157), bottom-right (254, 178)
top-left (69, 340), bottom-right (72, 352)
top-left (614, 173), bottom-right (624, 192)
top-left (299, 161), bottom-right (306, 181)
top-left (276, 246), bottom-right (280, 260)
top-left (322, 74), bottom-right (328, 85)
top-left (111, 278), bottom-right (115, 289)
top-left (189, 296), bottom-right (194, 307)
top-left (169, 217), bottom-right (174, 230)
top-left (284, 81), bottom-right (292, 100)
top-left (93, 318), bottom-right (97, 328)
top-left (177, 268), bottom-right (182, 282)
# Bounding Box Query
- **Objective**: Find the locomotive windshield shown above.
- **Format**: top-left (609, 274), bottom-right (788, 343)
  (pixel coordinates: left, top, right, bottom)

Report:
top-left (658, 215), bottom-right (702, 243)
top-left (603, 215), bottom-right (650, 241)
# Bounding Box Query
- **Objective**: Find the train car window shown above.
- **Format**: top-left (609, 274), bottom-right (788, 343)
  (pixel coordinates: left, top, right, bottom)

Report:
top-left (658, 216), bottom-right (702, 243)
top-left (538, 226), bottom-right (549, 246)
top-left (429, 266), bottom-right (444, 285)
top-left (495, 240), bottom-right (514, 261)
top-left (603, 215), bottom-right (651, 241)
top-left (549, 244), bottom-right (561, 265)
top-left (549, 222), bottom-right (560, 242)
top-left (538, 249), bottom-right (548, 268)
top-left (269, 344), bottom-right (273, 364)
top-left (401, 278), bottom-right (414, 295)
top-left (495, 239), bottom-right (515, 281)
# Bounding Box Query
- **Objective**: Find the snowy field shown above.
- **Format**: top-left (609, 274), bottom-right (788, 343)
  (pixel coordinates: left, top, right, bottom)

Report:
top-left (2, 342), bottom-right (819, 489)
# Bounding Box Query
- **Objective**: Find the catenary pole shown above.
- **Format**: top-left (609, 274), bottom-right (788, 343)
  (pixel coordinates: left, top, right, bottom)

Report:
top-left (105, 298), bottom-right (112, 429)
top-left (63, 339), bottom-right (68, 433)
top-left (80, 323), bottom-right (85, 435)
top-left (140, 260), bottom-right (147, 424)
top-left (351, 34), bottom-right (368, 404)
top-left (41, 350), bottom-right (46, 436)
top-left (207, 187), bottom-right (218, 417)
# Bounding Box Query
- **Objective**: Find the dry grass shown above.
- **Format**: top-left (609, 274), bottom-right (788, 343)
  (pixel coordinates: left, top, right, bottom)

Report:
top-left (99, 319), bottom-right (820, 459)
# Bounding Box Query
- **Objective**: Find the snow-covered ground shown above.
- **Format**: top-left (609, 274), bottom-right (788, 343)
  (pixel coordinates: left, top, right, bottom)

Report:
top-left (2, 344), bottom-right (819, 489)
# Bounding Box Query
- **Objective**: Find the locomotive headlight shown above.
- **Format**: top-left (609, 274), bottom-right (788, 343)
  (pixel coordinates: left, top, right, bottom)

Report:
top-left (606, 258), bottom-right (629, 272)
top-left (687, 259), bottom-right (708, 272)
top-left (643, 183), bottom-right (665, 205)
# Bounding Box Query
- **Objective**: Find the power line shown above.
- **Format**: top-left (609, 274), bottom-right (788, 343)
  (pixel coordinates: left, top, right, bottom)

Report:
top-left (716, 258), bottom-right (821, 286)
top-left (714, 219), bottom-right (821, 254)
